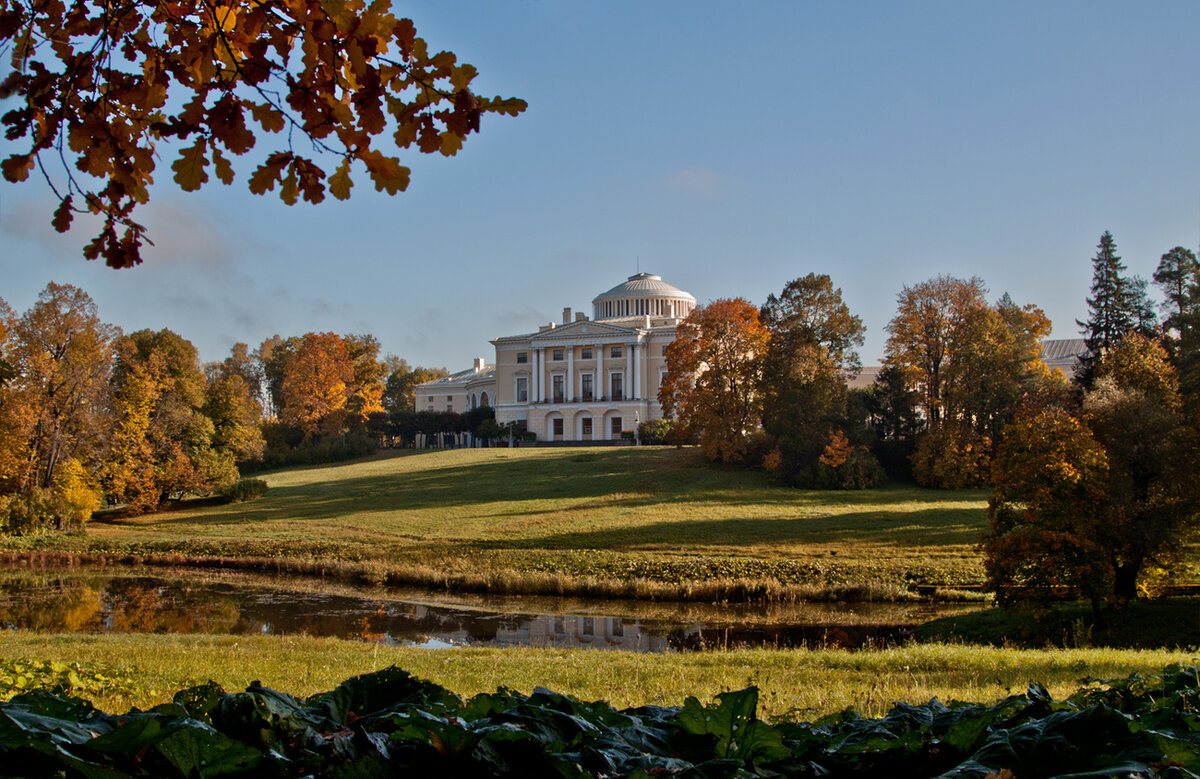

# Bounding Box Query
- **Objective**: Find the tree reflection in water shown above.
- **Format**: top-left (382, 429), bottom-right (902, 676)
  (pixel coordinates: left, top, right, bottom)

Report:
top-left (0, 569), bottom-right (981, 652)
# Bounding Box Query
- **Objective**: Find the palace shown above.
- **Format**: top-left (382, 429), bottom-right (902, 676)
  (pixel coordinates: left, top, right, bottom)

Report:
top-left (415, 273), bottom-right (696, 442)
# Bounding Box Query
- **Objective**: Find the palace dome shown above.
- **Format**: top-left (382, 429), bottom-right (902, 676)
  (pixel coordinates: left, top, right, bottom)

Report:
top-left (592, 273), bottom-right (696, 321)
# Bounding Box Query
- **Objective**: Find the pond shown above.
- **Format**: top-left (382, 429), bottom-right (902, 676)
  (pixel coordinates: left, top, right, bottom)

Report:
top-left (0, 567), bottom-right (986, 652)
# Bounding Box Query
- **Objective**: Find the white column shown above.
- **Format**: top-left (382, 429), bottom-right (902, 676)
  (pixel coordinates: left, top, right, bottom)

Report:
top-left (567, 346), bottom-right (574, 402)
top-left (535, 348), bottom-right (543, 403)
top-left (596, 343), bottom-right (603, 400)
top-left (628, 340), bottom-right (638, 398)
top-left (632, 342), bottom-right (640, 400)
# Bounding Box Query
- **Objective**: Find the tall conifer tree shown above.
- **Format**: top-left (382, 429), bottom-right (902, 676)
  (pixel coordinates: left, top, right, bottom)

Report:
top-left (1077, 231), bottom-right (1135, 385)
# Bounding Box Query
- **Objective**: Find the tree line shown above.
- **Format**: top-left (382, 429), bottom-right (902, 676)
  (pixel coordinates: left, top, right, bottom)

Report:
top-left (0, 283), bottom-right (462, 529)
top-left (660, 232), bottom-right (1200, 607)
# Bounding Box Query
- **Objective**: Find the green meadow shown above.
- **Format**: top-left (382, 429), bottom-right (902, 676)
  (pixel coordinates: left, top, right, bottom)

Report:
top-left (1, 448), bottom-right (1197, 728)
top-left (2, 633), bottom-right (1194, 720)
top-left (6, 447), bottom-right (990, 598)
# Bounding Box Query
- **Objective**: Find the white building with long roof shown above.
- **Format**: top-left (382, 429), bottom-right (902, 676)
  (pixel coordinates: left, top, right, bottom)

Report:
top-left (417, 272), bottom-right (696, 443)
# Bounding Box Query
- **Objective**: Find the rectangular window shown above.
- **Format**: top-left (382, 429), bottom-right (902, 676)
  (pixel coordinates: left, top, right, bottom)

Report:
top-left (661, 345), bottom-right (669, 356)
top-left (583, 616), bottom-right (594, 636)
top-left (516, 376), bottom-right (528, 403)
top-left (581, 373), bottom-right (593, 401)
top-left (612, 620), bottom-right (624, 637)
top-left (611, 373), bottom-right (623, 402)
top-left (552, 348), bottom-right (564, 361)
top-left (581, 347), bottom-right (593, 359)
top-left (611, 417), bottom-right (623, 437)
top-left (582, 417), bottom-right (592, 436)
top-left (553, 418), bottom-right (563, 437)
top-left (552, 374), bottom-right (564, 403)
top-left (516, 352), bottom-right (528, 364)
top-left (447, 395), bottom-right (453, 402)
top-left (611, 346), bottom-right (623, 358)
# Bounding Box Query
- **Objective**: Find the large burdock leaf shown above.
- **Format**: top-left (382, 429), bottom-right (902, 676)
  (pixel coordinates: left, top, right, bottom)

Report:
top-left (676, 687), bottom-right (789, 766)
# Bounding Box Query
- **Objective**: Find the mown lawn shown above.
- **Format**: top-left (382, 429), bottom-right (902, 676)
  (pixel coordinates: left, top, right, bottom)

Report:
top-left (1, 633), bottom-right (1193, 721)
top-left (3, 448), bottom-right (990, 594)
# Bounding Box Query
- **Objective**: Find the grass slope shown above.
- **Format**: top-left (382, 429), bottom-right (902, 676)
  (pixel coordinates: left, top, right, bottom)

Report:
top-left (2, 633), bottom-right (1193, 721)
top-left (5, 448), bottom-right (989, 596)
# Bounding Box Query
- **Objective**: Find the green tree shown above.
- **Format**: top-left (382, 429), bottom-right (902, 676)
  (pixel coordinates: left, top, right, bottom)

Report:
top-left (758, 274), bottom-right (877, 487)
top-left (381, 357), bottom-right (448, 414)
top-left (1154, 246), bottom-right (1200, 335)
top-left (1, 0), bottom-right (526, 267)
top-left (1153, 246), bottom-right (1200, 405)
top-left (1077, 231), bottom-right (1138, 385)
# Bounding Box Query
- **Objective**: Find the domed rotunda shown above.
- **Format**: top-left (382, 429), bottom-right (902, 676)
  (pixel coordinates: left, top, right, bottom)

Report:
top-left (592, 273), bottom-right (696, 321)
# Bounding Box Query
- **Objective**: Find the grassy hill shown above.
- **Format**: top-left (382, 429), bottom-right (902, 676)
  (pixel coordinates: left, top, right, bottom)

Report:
top-left (7, 447), bottom-right (990, 599)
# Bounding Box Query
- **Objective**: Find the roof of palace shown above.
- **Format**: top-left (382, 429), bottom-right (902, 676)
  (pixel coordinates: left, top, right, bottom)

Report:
top-left (591, 273), bottom-right (695, 304)
top-left (417, 364), bottom-right (495, 389)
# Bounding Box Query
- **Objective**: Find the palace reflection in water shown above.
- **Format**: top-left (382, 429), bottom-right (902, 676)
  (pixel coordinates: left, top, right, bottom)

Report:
top-left (0, 569), bottom-right (977, 651)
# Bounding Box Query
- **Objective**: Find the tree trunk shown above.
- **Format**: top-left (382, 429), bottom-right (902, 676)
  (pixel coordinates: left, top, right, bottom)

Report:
top-left (1112, 560), bottom-right (1141, 605)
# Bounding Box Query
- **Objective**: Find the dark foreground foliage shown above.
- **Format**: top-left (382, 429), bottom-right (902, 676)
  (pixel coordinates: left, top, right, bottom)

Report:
top-left (1, 664), bottom-right (1198, 777)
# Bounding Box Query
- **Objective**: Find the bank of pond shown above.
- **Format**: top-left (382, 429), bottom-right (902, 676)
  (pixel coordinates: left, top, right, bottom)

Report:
top-left (0, 567), bottom-right (989, 651)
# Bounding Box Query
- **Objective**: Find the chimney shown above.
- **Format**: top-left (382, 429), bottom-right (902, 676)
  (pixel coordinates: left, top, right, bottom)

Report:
top-left (575, 312), bottom-right (587, 322)
top-left (473, 357), bottom-right (484, 372)
top-left (563, 307), bottom-right (572, 323)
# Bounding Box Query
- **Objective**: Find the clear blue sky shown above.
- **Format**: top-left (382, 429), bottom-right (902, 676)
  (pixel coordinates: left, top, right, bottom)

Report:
top-left (3, 1), bottom-right (1199, 369)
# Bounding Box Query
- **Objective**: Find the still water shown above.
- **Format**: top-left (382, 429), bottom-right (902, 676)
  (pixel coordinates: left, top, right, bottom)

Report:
top-left (0, 567), bottom-right (984, 652)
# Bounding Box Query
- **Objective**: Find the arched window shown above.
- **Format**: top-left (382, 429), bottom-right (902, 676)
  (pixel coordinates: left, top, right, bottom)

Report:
top-left (480, 392), bottom-right (489, 407)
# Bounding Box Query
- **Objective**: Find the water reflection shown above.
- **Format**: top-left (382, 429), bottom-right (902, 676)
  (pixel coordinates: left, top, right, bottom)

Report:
top-left (0, 568), bottom-right (983, 652)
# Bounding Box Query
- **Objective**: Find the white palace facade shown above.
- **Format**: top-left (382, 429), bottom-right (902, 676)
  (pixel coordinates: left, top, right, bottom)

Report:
top-left (415, 273), bottom-right (696, 443)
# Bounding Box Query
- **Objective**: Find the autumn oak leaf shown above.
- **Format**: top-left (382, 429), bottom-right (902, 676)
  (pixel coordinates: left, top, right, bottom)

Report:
top-left (248, 102), bottom-right (286, 133)
top-left (1, 153), bottom-right (34, 182)
top-left (360, 150), bottom-right (409, 194)
top-left (439, 131), bottom-right (464, 157)
top-left (171, 139), bottom-right (209, 191)
top-left (52, 195), bottom-right (74, 232)
top-left (248, 153), bottom-right (291, 195)
top-left (329, 160), bottom-right (353, 200)
top-left (212, 148), bottom-right (234, 185)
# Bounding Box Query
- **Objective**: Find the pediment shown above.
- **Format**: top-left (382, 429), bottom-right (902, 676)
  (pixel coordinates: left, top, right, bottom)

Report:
top-left (529, 320), bottom-right (636, 341)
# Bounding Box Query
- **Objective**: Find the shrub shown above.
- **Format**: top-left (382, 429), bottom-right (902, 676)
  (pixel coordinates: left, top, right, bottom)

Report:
top-left (221, 478), bottom-right (269, 504)
top-left (637, 418), bottom-right (675, 445)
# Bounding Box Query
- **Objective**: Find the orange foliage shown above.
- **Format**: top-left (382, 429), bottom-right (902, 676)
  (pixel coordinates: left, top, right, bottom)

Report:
top-left (281, 332), bottom-right (354, 437)
top-left (2, 0), bottom-right (526, 266)
top-left (818, 430), bottom-right (852, 469)
top-left (659, 299), bottom-right (770, 464)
